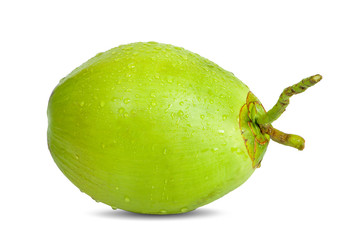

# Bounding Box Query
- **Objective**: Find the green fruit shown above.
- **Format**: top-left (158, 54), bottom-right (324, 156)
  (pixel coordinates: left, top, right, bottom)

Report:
top-left (47, 42), bottom-right (321, 214)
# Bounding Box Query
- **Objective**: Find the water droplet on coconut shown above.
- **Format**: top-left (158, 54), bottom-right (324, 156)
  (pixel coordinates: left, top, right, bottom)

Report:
top-left (200, 114), bottom-right (205, 119)
top-left (181, 207), bottom-right (188, 213)
top-left (160, 209), bottom-right (167, 214)
top-left (124, 197), bottom-right (130, 202)
top-left (100, 101), bottom-right (105, 107)
top-left (123, 98), bottom-right (131, 104)
top-left (80, 101), bottom-right (85, 107)
top-left (128, 63), bottom-right (135, 69)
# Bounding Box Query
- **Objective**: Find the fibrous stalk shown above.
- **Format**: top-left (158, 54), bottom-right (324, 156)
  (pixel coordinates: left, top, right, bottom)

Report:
top-left (257, 74), bottom-right (322, 150)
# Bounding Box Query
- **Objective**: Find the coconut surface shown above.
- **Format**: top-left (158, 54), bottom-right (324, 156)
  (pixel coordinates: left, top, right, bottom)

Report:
top-left (47, 42), bottom-right (266, 214)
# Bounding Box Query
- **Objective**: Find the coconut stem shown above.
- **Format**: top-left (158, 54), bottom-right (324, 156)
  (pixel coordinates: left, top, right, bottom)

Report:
top-left (257, 74), bottom-right (322, 125)
top-left (261, 124), bottom-right (305, 150)
top-left (257, 74), bottom-right (322, 150)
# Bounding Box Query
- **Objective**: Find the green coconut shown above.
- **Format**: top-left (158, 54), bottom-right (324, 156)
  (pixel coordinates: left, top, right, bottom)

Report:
top-left (47, 42), bottom-right (321, 214)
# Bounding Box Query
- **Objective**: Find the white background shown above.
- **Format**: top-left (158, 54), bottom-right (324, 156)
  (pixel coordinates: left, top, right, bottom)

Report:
top-left (1, 1), bottom-right (344, 239)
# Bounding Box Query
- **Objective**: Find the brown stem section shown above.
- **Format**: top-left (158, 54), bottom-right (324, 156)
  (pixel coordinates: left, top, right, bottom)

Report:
top-left (261, 125), bottom-right (305, 150)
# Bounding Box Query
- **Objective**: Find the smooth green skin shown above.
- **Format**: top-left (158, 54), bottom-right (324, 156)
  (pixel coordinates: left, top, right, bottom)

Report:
top-left (48, 42), bottom-right (263, 214)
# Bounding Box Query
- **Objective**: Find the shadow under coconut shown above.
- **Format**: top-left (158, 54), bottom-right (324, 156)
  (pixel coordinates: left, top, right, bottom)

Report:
top-left (91, 207), bottom-right (222, 219)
